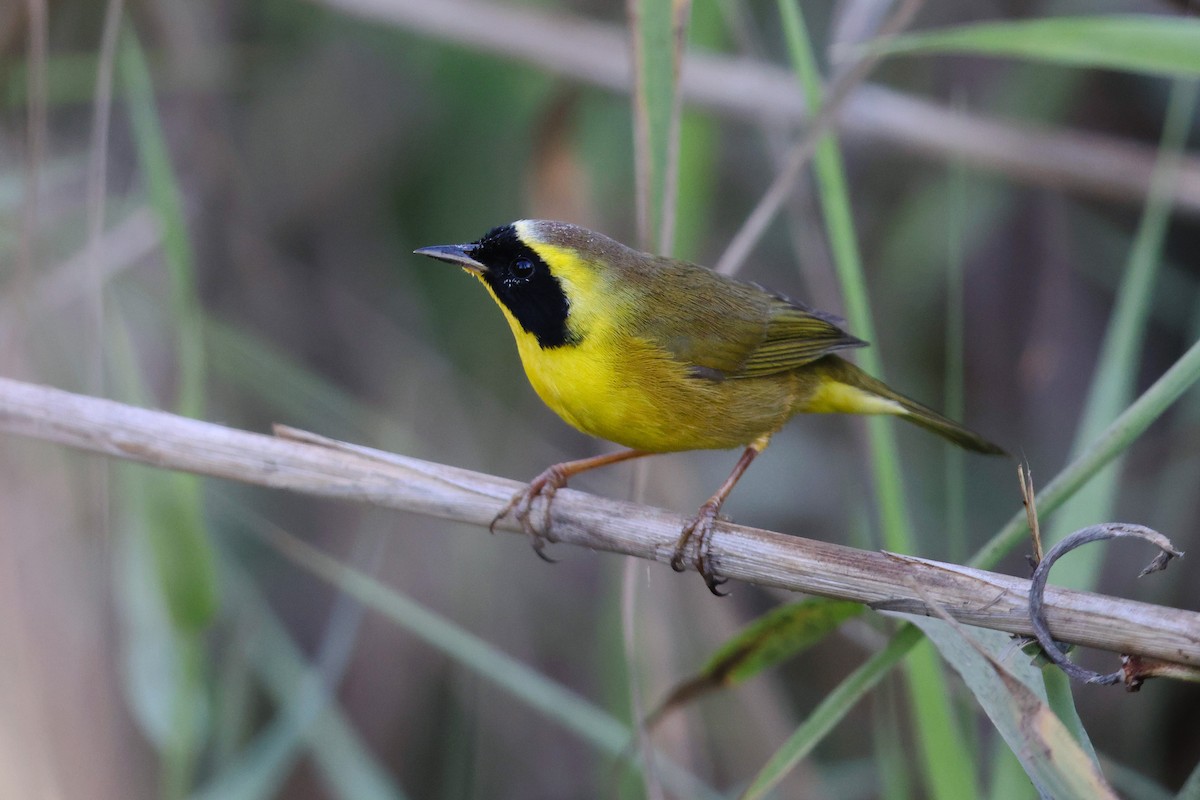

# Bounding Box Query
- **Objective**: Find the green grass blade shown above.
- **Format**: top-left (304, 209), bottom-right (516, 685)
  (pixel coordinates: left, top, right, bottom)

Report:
top-left (107, 306), bottom-right (211, 798)
top-left (644, 599), bottom-right (862, 726)
top-left (904, 616), bottom-right (1117, 799)
top-left (109, 297), bottom-right (216, 635)
top-left (670, 0), bottom-right (723, 261)
top-left (203, 317), bottom-right (393, 442)
top-left (118, 24), bottom-right (205, 419)
top-left (278, 528), bottom-right (623, 748)
top-left (874, 16), bottom-right (1200, 77)
top-left (970, 83), bottom-right (1200, 575)
top-left (776, 0), bottom-right (909, 553)
top-left (740, 625), bottom-right (923, 800)
top-left (193, 713), bottom-right (323, 800)
top-left (254, 521), bottom-right (721, 800)
top-left (903, 641), bottom-right (981, 798)
top-left (873, 681), bottom-right (913, 800)
top-left (776, 4), bottom-right (975, 798)
top-left (113, 36), bottom-right (218, 793)
top-left (207, 559), bottom-right (408, 800)
top-left (971, 335), bottom-right (1200, 570)
top-left (1102, 760), bottom-right (1175, 800)
top-left (1178, 757), bottom-right (1200, 800)
top-left (116, 24), bottom-right (217, 628)
top-left (112, 463), bottom-right (209, 762)
top-left (1010, 79), bottom-right (1200, 766)
top-left (944, 158), bottom-right (967, 562)
top-left (628, 0), bottom-right (692, 252)
top-left (1040, 666), bottom-right (1098, 764)
top-left (1047, 78), bottom-right (1199, 590)
top-left (703, 599), bottom-right (862, 685)
top-left (986, 739), bottom-right (1036, 800)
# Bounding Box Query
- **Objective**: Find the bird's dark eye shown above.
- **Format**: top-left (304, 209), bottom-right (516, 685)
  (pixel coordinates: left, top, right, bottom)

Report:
top-left (511, 257), bottom-right (535, 279)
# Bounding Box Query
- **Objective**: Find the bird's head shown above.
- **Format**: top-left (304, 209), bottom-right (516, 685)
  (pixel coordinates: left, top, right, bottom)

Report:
top-left (415, 220), bottom-right (625, 349)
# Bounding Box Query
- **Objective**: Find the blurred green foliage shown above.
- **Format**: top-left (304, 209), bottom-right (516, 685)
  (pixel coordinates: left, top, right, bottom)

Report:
top-left (1, 1), bottom-right (1199, 798)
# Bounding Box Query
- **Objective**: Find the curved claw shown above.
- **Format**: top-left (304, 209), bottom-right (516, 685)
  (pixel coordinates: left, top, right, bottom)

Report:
top-left (697, 531), bottom-right (729, 597)
top-left (671, 503), bottom-right (729, 595)
top-left (670, 521), bottom-right (697, 573)
top-left (701, 567), bottom-right (729, 596)
top-left (532, 540), bottom-right (558, 563)
top-left (528, 502), bottom-right (559, 563)
top-left (491, 450), bottom-right (657, 568)
top-left (491, 467), bottom-right (567, 560)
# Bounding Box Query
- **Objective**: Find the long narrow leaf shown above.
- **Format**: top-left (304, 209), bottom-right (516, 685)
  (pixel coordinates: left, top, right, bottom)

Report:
top-left (775, 0), bottom-right (910, 552)
top-left (118, 24), bottom-right (205, 419)
top-left (117, 24), bottom-right (217, 632)
top-left (875, 16), bottom-right (1200, 77)
top-left (1047, 79), bottom-right (1199, 590)
top-left (903, 615), bottom-right (1118, 799)
top-left (643, 599), bottom-right (862, 729)
top-left (972, 267), bottom-right (1200, 567)
top-left (627, 0), bottom-right (691, 252)
top-left (207, 560), bottom-right (408, 800)
top-left (775, 5), bottom-right (976, 799)
top-left (254, 522), bottom-right (722, 800)
top-left (1179, 758), bottom-right (1200, 800)
top-left (107, 300), bottom-right (210, 799)
top-left (1040, 666), bottom-right (1098, 764)
top-left (740, 626), bottom-right (924, 800)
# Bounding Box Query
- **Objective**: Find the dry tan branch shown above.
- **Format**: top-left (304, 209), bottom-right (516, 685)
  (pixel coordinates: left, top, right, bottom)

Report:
top-left (315, 0), bottom-right (1200, 215)
top-left (1, 374), bottom-right (1197, 668)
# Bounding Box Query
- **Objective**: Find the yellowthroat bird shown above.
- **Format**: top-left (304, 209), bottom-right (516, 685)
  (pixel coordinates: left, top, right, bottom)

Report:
top-left (416, 220), bottom-right (1005, 593)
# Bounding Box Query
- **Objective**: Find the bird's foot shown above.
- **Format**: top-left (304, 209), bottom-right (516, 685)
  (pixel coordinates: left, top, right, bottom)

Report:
top-left (670, 501), bottom-right (728, 596)
top-left (491, 465), bottom-right (570, 562)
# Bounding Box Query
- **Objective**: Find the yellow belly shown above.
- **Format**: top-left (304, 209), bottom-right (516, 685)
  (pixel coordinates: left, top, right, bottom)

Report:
top-left (513, 329), bottom-right (796, 452)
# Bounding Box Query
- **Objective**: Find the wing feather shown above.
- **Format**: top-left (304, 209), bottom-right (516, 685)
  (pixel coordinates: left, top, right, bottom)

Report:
top-left (622, 255), bottom-right (866, 379)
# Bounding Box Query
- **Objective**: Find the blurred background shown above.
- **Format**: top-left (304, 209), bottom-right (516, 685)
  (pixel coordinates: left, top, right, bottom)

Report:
top-left (1, 0), bottom-right (1199, 797)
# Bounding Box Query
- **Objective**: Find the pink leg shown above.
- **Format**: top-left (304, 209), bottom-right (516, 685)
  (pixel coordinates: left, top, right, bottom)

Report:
top-left (670, 436), bottom-right (769, 595)
top-left (493, 449), bottom-right (653, 559)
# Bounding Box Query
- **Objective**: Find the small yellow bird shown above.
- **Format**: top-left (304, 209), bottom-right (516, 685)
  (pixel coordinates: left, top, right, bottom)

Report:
top-left (417, 220), bottom-right (1004, 593)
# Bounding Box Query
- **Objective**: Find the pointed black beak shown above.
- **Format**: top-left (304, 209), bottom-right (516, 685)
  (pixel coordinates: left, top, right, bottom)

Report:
top-left (413, 244), bottom-right (485, 274)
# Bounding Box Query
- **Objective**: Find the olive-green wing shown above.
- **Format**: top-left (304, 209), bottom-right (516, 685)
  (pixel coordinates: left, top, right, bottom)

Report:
top-left (626, 257), bottom-right (866, 379)
top-left (736, 295), bottom-right (866, 377)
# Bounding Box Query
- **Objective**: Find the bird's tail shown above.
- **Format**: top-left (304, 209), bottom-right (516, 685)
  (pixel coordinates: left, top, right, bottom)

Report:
top-left (806, 357), bottom-right (1008, 456)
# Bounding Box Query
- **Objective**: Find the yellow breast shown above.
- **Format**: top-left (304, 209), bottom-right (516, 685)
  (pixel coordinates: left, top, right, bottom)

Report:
top-left (516, 328), bottom-right (694, 450)
top-left (485, 283), bottom-right (793, 451)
